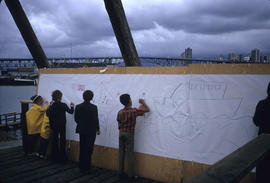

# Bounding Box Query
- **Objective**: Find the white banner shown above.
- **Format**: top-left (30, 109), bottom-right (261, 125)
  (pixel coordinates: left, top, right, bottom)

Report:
top-left (38, 74), bottom-right (270, 165)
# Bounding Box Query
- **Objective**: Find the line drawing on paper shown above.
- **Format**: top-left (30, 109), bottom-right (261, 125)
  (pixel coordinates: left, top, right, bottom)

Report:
top-left (47, 74), bottom-right (263, 163)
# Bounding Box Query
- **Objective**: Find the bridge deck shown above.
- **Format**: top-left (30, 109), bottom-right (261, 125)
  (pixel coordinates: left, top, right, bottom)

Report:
top-left (0, 146), bottom-right (162, 183)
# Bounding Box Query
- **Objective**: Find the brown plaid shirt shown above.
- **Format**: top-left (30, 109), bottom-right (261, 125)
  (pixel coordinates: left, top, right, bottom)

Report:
top-left (117, 106), bottom-right (145, 132)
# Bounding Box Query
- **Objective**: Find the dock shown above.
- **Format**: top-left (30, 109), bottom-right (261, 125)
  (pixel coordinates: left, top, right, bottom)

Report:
top-left (0, 146), bottom-right (163, 183)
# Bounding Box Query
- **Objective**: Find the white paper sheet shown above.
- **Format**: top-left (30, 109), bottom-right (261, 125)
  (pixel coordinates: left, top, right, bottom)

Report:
top-left (38, 74), bottom-right (270, 165)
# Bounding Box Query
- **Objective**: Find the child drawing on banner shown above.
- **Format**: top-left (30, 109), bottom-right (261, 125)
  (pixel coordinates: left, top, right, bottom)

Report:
top-left (26, 95), bottom-right (48, 156)
top-left (117, 94), bottom-right (150, 180)
top-left (138, 92), bottom-right (152, 123)
top-left (74, 90), bottom-right (101, 172)
top-left (38, 101), bottom-right (53, 159)
top-left (46, 90), bottom-right (74, 163)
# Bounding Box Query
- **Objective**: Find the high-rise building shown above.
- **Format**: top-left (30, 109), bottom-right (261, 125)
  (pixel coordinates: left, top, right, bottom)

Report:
top-left (227, 53), bottom-right (236, 61)
top-left (238, 54), bottom-right (243, 62)
top-left (250, 49), bottom-right (260, 62)
top-left (181, 52), bottom-right (185, 59)
top-left (263, 56), bottom-right (270, 62)
top-left (180, 48), bottom-right (192, 59)
top-left (185, 48), bottom-right (192, 59)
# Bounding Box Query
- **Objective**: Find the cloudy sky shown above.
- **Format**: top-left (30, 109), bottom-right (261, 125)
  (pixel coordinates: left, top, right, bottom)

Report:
top-left (0, 0), bottom-right (270, 59)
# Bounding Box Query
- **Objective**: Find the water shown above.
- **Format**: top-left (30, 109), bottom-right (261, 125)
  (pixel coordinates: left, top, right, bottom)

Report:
top-left (0, 85), bottom-right (36, 139)
top-left (0, 85), bottom-right (36, 114)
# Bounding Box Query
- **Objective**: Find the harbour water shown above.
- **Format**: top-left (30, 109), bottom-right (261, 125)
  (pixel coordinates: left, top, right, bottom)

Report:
top-left (0, 86), bottom-right (36, 139)
top-left (0, 85), bottom-right (36, 114)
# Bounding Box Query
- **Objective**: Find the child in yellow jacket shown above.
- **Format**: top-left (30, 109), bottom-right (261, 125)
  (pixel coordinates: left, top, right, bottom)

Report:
top-left (26, 95), bottom-right (48, 155)
top-left (38, 105), bottom-right (51, 158)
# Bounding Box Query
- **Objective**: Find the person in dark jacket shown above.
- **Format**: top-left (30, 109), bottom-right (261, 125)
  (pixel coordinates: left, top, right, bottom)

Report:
top-left (47, 90), bottom-right (74, 163)
top-left (253, 81), bottom-right (270, 183)
top-left (74, 90), bottom-right (100, 172)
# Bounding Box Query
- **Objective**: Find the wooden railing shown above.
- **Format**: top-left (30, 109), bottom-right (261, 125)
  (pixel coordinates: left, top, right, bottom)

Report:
top-left (184, 134), bottom-right (270, 183)
top-left (0, 112), bottom-right (21, 131)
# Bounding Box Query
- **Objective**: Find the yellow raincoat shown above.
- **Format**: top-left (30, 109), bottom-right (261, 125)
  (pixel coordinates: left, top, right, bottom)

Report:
top-left (40, 114), bottom-right (51, 139)
top-left (26, 104), bottom-right (48, 135)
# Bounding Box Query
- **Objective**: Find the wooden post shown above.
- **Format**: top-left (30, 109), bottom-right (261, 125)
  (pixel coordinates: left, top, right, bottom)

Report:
top-left (104, 0), bottom-right (141, 66)
top-left (5, 0), bottom-right (49, 69)
top-left (20, 100), bottom-right (32, 154)
top-left (13, 112), bottom-right (17, 131)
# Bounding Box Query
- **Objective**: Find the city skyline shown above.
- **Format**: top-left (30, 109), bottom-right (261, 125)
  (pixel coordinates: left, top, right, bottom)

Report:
top-left (0, 0), bottom-right (270, 59)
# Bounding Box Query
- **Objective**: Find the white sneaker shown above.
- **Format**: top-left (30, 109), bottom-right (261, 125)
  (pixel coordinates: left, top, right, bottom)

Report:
top-left (39, 154), bottom-right (48, 159)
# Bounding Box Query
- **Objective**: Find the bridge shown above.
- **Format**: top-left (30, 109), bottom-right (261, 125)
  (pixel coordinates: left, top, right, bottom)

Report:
top-left (0, 56), bottom-right (256, 69)
top-left (1, 57), bottom-right (267, 83)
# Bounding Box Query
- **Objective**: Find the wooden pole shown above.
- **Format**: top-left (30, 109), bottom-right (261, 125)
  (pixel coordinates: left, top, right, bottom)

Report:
top-left (104, 0), bottom-right (141, 66)
top-left (5, 0), bottom-right (49, 68)
top-left (20, 100), bottom-right (32, 155)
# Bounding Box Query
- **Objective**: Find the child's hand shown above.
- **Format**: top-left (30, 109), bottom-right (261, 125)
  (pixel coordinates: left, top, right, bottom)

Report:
top-left (70, 102), bottom-right (74, 107)
top-left (44, 101), bottom-right (49, 106)
top-left (139, 99), bottom-right (145, 104)
top-left (97, 130), bottom-right (101, 135)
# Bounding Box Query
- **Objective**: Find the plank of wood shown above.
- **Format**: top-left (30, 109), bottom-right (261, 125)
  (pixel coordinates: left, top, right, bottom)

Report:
top-left (0, 155), bottom-right (35, 167)
top-left (0, 159), bottom-right (53, 178)
top-left (0, 146), bottom-right (22, 155)
top-left (0, 146), bottom-right (163, 183)
top-left (5, 163), bottom-right (75, 183)
top-left (0, 151), bottom-right (24, 160)
top-left (37, 166), bottom-right (83, 183)
top-left (68, 168), bottom-right (110, 183)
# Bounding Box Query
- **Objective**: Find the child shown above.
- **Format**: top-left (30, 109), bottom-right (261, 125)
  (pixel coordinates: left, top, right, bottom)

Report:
top-left (117, 94), bottom-right (150, 180)
top-left (38, 108), bottom-right (51, 159)
top-left (46, 90), bottom-right (74, 163)
top-left (26, 95), bottom-right (48, 156)
top-left (74, 90), bottom-right (101, 172)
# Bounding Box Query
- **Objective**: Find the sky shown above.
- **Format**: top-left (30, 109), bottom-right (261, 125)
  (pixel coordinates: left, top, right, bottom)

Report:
top-left (0, 0), bottom-right (270, 59)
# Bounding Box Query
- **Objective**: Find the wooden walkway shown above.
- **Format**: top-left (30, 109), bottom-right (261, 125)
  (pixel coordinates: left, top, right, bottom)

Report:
top-left (0, 146), bottom-right (163, 183)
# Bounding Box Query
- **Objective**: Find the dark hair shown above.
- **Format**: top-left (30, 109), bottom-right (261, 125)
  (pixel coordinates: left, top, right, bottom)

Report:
top-left (120, 94), bottom-right (130, 106)
top-left (83, 90), bottom-right (93, 101)
top-left (52, 90), bottom-right (62, 101)
top-left (31, 95), bottom-right (42, 104)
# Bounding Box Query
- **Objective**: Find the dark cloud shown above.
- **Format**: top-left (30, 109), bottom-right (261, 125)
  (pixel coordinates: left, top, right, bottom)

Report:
top-left (127, 0), bottom-right (270, 34)
top-left (0, 0), bottom-right (269, 58)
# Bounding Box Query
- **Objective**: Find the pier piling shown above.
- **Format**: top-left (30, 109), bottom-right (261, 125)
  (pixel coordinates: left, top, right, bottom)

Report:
top-left (104, 0), bottom-right (141, 66)
top-left (5, 0), bottom-right (48, 68)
